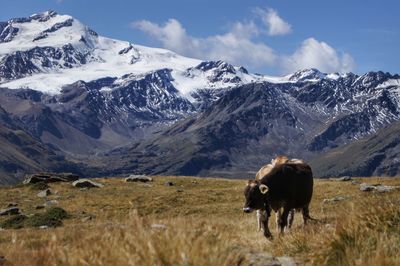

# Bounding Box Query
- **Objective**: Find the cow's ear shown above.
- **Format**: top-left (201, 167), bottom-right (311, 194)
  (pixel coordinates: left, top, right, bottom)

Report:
top-left (259, 184), bottom-right (269, 194)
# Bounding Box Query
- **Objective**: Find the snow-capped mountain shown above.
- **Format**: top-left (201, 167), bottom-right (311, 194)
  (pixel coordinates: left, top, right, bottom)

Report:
top-left (0, 11), bottom-right (264, 99)
top-left (1, 11), bottom-right (400, 184)
top-left (97, 73), bottom-right (400, 179)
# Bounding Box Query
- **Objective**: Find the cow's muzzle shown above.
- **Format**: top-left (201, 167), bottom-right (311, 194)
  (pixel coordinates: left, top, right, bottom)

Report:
top-left (243, 207), bottom-right (253, 213)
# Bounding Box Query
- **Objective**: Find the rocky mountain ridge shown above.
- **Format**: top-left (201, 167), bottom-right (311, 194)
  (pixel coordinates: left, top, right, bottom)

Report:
top-left (0, 11), bottom-right (399, 184)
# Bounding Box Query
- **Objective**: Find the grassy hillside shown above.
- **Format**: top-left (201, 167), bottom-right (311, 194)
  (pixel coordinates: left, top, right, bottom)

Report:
top-left (1, 176), bottom-right (400, 265)
top-left (310, 122), bottom-right (400, 178)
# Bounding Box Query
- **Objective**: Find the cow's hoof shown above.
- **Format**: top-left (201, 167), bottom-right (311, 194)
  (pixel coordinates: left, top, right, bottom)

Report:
top-left (264, 231), bottom-right (273, 239)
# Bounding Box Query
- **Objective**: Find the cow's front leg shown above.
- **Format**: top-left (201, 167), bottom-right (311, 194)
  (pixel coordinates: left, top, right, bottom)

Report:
top-left (279, 207), bottom-right (290, 235)
top-left (261, 208), bottom-right (272, 239)
top-left (275, 208), bottom-right (282, 234)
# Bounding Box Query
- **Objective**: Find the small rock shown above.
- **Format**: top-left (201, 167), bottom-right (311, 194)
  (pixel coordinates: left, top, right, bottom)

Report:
top-left (244, 252), bottom-right (281, 266)
top-left (337, 176), bottom-right (352, 181)
top-left (7, 203), bottom-right (18, 207)
top-left (35, 205), bottom-right (45, 210)
top-left (191, 180), bottom-right (198, 184)
top-left (45, 200), bottom-right (59, 206)
top-left (72, 179), bottom-right (104, 188)
top-left (125, 175), bottom-right (153, 183)
top-left (0, 207), bottom-right (21, 216)
top-left (151, 224), bottom-right (168, 230)
top-left (0, 255), bottom-right (5, 265)
top-left (176, 189), bottom-right (184, 192)
top-left (323, 196), bottom-right (348, 204)
top-left (37, 189), bottom-right (52, 198)
top-left (81, 216), bottom-right (93, 222)
top-left (164, 181), bottom-right (174, 186)
top-left (39, 226), bottom-right (49, 230)
top-left (351, 180), bottom-right (361, 185)
top-left (276, 256), bottom-right (297, 266)
top-left (360, 183), bottom-right (376, 192)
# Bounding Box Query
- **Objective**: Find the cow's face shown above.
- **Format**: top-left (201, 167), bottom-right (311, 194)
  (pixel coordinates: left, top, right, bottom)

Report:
top-left (243, 180), bottom-right (269, 213)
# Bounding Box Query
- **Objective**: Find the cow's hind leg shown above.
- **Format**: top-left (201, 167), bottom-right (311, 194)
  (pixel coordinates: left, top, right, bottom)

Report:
top-left (287, 209), bottom-right (295, 229)
top-left (302, 206), bottom-right (310, 226)
top-left (279, 207), bottom-right (290, 235)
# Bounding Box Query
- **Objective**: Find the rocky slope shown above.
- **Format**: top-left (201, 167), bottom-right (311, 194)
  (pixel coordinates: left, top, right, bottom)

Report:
top-left (310, 122), bottom-right (400, 177)
top-left (0, 106), bottom-right (86, 186)
top-left (92, 75), bottom-right (400, 178)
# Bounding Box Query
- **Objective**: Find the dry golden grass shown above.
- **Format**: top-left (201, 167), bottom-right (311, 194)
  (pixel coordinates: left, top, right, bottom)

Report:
top-left (1, 176), bottom-right (400, 265)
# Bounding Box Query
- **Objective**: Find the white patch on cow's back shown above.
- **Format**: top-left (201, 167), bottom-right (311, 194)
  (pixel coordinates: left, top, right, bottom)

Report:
top-left (288, 158), bottom-right (305, 164)
top-left (256, 164), bottom-right (274, 180)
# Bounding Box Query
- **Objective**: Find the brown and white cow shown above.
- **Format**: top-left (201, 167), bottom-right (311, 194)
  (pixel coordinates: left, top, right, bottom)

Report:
top-left (245, 161), bottom-right (314, 238)
top-left (254, 156), bottom-right (304, 233)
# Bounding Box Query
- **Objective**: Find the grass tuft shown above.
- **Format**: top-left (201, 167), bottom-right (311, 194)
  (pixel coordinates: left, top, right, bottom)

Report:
top-left (0, 207), bottom-right (69, 229)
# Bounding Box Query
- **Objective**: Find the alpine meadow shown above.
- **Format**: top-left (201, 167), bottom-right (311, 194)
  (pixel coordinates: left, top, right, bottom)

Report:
top-left (1, 2), bottom-right (400, 266)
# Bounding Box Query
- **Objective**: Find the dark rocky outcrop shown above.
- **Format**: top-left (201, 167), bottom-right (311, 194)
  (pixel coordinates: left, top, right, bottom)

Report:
top-left (0, 207), bottom-right (21, 216)
top-left (23, 173), bottom-right (80, 184)
top-left (125, 175), bottom-right (153, 182)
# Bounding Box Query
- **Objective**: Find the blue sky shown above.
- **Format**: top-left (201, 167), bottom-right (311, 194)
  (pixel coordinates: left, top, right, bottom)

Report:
top-left (1, 0), bottom-right (399, 75)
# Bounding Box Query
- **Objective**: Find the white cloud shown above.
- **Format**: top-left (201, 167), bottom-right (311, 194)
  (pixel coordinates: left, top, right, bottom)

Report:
top-left (133, 19), bottom-right (277, 68)
top-left (282, 38), bottom-right (356, 73)
top-left (132, 9), bottom-right (355, 74)
top-left (255, 8), bottom-right (292, 36)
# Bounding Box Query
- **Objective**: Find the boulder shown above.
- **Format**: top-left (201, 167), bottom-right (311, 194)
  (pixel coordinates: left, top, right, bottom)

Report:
top-left (72, 179), bottom-right (104, 188)
top-left (375, 185), bottom-right (400, 193)
top-left (125, 175), bottom-right (153, 182)
top-left (37, 189), bottom-right (52, 198)
top-left (23, 173), bottom-right (80, 184)
top-left (359, 183), bottom-right (400, 192)
top-left (0, 207), bottom-right (21, 216)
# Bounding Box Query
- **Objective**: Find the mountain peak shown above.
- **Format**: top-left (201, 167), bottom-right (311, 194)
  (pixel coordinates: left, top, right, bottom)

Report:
top-left (288, 68), bottom-right (326, 82)
top-left (29, 10), bottom-right (58, 21)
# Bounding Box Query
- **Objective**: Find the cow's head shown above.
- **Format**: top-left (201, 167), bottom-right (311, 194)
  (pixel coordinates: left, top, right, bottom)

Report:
top-left (243, 180), bottom-right (269, 213)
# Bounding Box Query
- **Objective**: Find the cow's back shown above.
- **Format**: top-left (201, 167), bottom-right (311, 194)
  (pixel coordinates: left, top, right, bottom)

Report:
top-left (261, 163), bottom-right (313, 209)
